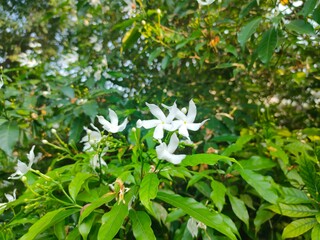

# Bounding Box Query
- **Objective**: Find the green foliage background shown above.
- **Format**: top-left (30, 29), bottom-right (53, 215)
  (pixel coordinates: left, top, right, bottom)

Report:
top-left (0, 0), bottom-right (319, 239)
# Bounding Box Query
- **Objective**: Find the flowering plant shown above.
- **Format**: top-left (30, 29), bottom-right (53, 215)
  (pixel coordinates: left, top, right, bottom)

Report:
top-left (0, 100), bottom-right (240, 240)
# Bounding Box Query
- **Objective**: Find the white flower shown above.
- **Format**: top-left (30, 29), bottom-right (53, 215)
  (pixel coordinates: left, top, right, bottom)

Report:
top-left (9, 146), bottom-right (37, 180)
top-left (197, 0), bottom-right (215, 6)
top-left (90, 153), bottom-right (107, 169)
top-left (97, 109), bottom-right (128, 133)
top-left (81, 124), bottom-right (104, 151)
top-left (123, 0), bottom-right (137, 17)
top-left (187, 217), bottom-right (207, 238)
top-left (0, 189), bottom-right (17, 211)
top-left (18, 53), bottom-right (39, 68)
top-left (137, 102), bottom-right (178, 140)
top-left (173, 99), bottom-right (209, 139)
top-left (89, 0), bottom-right (100, 7)
top-left (0, 76), bottom-right (3, 89)
top-left (156, 133), bottom-right (186, 164)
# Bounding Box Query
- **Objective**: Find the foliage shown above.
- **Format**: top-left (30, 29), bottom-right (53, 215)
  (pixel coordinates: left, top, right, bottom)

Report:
top-left (0, 0), bottom-right (320, 239)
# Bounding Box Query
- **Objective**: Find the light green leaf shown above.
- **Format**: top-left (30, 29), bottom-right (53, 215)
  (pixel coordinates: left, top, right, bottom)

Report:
top-left (282, 218), bottom-right (317, 239)
top-left (79, 212), bottom-right (96, 240)
top-left (237, 156), bottom-right (276, 171)
top-left (311, 224), bottom-right (320, 240)
top-left (79, 192), bottom-right (116, 223)
top-left (268, 203), bottom-right (318, 217)
top-left (239, 169), bottom-right (279, 204)
top-left (281, 187), bottom-right (311, 204)
top-left (98, 203), bottom-right (129, 240)
top-left (121, 26), bottom-right (141, 53)
top-left (139, 173), bottom-right (159, 212)
top-left (227, 193), bottom-right (249, 228)
top-left (222, 135), bottom-right (253, 157)
top-left (258, 28), bottom-right (277, 64)
top-left (0, 121), bottom-right (19, 155)
top-left (69, 172), bottom-right (94, 201)
top-left (266, 141), bottom-right (289, 165)
top-left (237, 17), bottom-right (262, 49)
top-left (210, 180), bottom-right (226, 212)
top-left (181, 153), bottom-right (237, 167)
top-left (20, 208), bottom-right (79, 240)
top-left (129, 210), bottom-right (156, 240)
top-left (157, 190), bottom-right (239, 240)
top-left (285, 20), bottom-right (315, 35)
top-left (299, 0), bottom-right (317, 17)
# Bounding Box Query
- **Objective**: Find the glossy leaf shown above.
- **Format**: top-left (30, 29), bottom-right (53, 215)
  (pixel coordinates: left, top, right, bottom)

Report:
top-left (139, 173), bottom-right (159, 212)
top-left (129, 210), bottom-right (156, 240)
top-left (285, 20), bottom-right (315, 35)
top-left (311, 224), bottom-right (320, 240)
top-left (239, 169), bottom-right (279, 204)
top-left (181, 153), bottom-right (237, 167)
top-left (98, 203), bottom-right (129, 240)
top-left (237, 17), bottom-right (262, 49)
top-left (0, 121), bottom-right (19, 155)
top-left (268, 203), bottom-right (318, 217)
top-left (121, 26), bottom-right (141, 53)
top-left (281, 187), bottom-right (311, 204)
top-left (258, 28), bottom-right (277, 64)
top-left (210, 180), bottom-right (226, 212)
top-left (20, 208), bottom-right (79, 240)
top-left (79, 192), bottom-right (116, 223)
top-left (227, 193), bottom-right (249, 228)
top-left (157, 190), bottom-right (239, 240)
top-left (282, 218), bottom-right (317, 239)
top-left (69, 172), bottom-right (94, 201)
top-left (79, 212), bottom-right (96, 240)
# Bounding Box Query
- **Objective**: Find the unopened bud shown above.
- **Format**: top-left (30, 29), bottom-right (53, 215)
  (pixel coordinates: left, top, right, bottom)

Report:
top-left (21, 176), bottom-right (27, 182)
top-left (51, 128), bottom-right (57, 134)
top-left (181, 107), bottom-right (187, 114)
top-left (42, 139), bottom-right (49, 144)
top-left (132, 127), bottom-right (136, 132)
top-left (141, 20), bottom-right (146, 25)
top-left (157, 9), bottom-right (161, 14)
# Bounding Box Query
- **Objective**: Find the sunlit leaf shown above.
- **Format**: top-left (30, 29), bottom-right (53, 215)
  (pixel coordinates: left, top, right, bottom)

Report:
top-left (311, 224), bottom-right (320, 240)
top-left (129, 210), bottom-right (156, 240)
top-left (181, 153), bottom-right (237, 166)
top-left (227, 193), bottom-right (249, 228)
top-left (69, 172), bottom-right (94, 202)
top-left (268, 203), bottom-right (318, 217)
top-left (282, 218), bottom-right (317, 239)
top-left (157, 190), bottom-right (239, 240)
top-left (139, 173), bottom-right (159, 212)
top-left (210, 180), bottom-right (226, 212)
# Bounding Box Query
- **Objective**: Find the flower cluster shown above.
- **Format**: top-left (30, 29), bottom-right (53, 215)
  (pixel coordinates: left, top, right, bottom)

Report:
top-left (137, 99), bottom-right (208, 164)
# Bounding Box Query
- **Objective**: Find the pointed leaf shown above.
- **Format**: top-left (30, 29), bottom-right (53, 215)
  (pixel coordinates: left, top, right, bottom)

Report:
top-left (239, 169), bottom-right (279, 204)
top-left (311, 224), bottom-right (320, 240)
top-left (237, 17), bottom-right (262, 48)
top-left (157, 190), bottom-right (239, 240)
top-left (139, 173), bottom-right (159, 212)
top-left (121, 26), bottom-right (141, 53)
top-left (20, 208), bottom-right (79, 240)
top-left (79, 192), bottom-right (116, 223)
top-left (299, 0), bottom-right (317, 17)
top-left (258, 28), bottom-right (277, 64)
top-left (69, 172), bottom-right (94, 201)
top-left (0, 121), bottom-right (19, 155)
top-left (210, 180), bottom-right (226, 212)
top-left (227, 193), bottom-right (249, 228)
top-left (98, 203), bottom-right (129, 240)
top-left (285, 20), bottom-right (315, 35)
top-left (254, 204), bottom-right (275, 234)
top-left (268, 203), bottom-right (318, 217)
top-left (181, 153), bottom-right (237, 167)
top-left (129, 210), bottom-right (156, 240)
top-left (79, 212), bottom-right (96, 240)
top-left (313, 5), bottom-right (320, 24)
top-left (222, 135), bottom-right (253, 157)
top-left (282, 218), bottom-right (317, 239)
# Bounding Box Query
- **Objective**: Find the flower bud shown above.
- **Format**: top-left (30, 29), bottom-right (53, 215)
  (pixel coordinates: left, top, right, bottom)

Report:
top-left (157, 9), bottom-right (161, 14)
top-left (21, 176), bottom-right (27, 183)
top-left (51, 128), bottom-right (57, 134)
top-left (42, 139), bottom-right (49, 144)
top-left (132, 127), bottom-right (136, 132)
top-left (181, 107), bottom-right (187, 114)
top-left (141, 20), bottom-right (146, 25)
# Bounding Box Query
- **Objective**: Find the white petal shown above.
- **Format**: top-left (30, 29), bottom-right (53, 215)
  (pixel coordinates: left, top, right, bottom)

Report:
top-left (146, 103), bottom-right (166, 121)
top-left (153, 124), bottom-right (164, 140)
top-left (17, 160), bottom-right (29, 175)
top-left (116, 118), bottom-right (128, 132)
top-left (97, 115), bottom-right (112, 131)
top-left (139, 119), bottom-right (161, 129)
top-left (166, 102), bottom-right (178, 122)
top-left (187, 99), bottom-right (197, 123)
top-left (27, 145), bottom-right (35, 164)
top-left (187, 119), bottom-right (209, 131)
top-left (155, 143), bottom-right (167, 159)
top-left (167, 133), bottom-right (179, 153)
top-left (166, 152), bottom-right (186, 164)
top-left (197, 0), bottom-right (215, 5)
top-left (179, 124), bottom-right (190, 138)
top-left (108, 109), bottom-right (119, 126)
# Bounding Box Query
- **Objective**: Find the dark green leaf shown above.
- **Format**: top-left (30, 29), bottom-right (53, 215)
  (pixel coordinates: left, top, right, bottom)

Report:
top-left (254, 204), bottom-right (275, 234)
top-left (68, 117), bottom-right (84, 144)
top-left (139, 173), bottom-right (159, 212)
top-left (237, 17), bottom-right (262, 49)
top-left (299, 0), bottom-right (317, 17)
top-left (148, 48), bottom-right (162, 65)
top-left (312, 5), bottom-right (320, 24)
top-left (258, 28), bottom-right (278, 64)
top-left (0, 121), bottom-right (19, 155)
top-left (157, 190), bottom-right (239, 240)
top-left (285, 20), bottom-right (315, 35)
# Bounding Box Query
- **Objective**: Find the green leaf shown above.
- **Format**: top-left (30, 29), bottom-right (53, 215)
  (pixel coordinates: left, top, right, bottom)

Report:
top-left (210, 180), bottom-right (226, 212)
top-left (148, 48), bottom-right (162, 65)
top-left (61, 86), bottom-right (75, 99)
top-left (312, 224), bottom-right (320, 240)
top-left (129, 210), bottom-right (156, 240)
top-left (79, 212), bottom-right (96, 240)
top-left (239, 0), bottom-right (258, 18)
top-left (299, 158), bottom-right (320, 202)
top-left (82, 101), bottom-right (98, 120)
top-left (79, 192), bottom-right (116, 223)
top-left (181, 153), bottom-right (237, 167)
top-left (139, 173), bottom-right (159, 212)
top-left (285, 20), bottom-right (315, 35)
top-left (239, 169), bottom-right (279, 204)
top-left (98, 203), bottom-right (129, 240)
top-left (238, 156), bottom-right (276, 171)
top-left (268, 203), bottom-right (318, 217)
top-left (121, 26), bottom-right (141, 53)
top-left (69, 172), bottom-right (94, 201)
top-left (222, 135), bottom-right (253, 157)
top-left (157, 190), bottom-right (239, 240)
top-left (237, 17), bottom-right (262, 49)
top-left (281, 187), bottom-right (311, 204)
top-left (254, 204), bottom-right (275, 234)
top-left (0, 121), bottom-right (19, 155)
top-left (313, 5), bottom-right (320, 24)
top-left (282, 218), bottom-right (317, 239)
top-left (266, 141), bottom-right (289, 165)
top-left (258, 28), bottom-right (277, 64)
top-left (227, 193), bottom-right (249, 228)
top-left (20, 208), bottom-right (79, 240)
top-left (68, 117), bottom-right (84, 144)
top-left (299, 0), bottom-right (317, 17)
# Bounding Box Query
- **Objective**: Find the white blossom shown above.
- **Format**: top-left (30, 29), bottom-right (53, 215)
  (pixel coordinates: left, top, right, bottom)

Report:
top-left (197, 0), bottom-right (215, 6)
top-left (0, 189), bottom-right (17, 211)
top-left (97, 109), bottom-right (128, 133)
top-left (81, 124), bottom-right (104, 151)
top-left (156, 133), bottom-right (186, 164)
